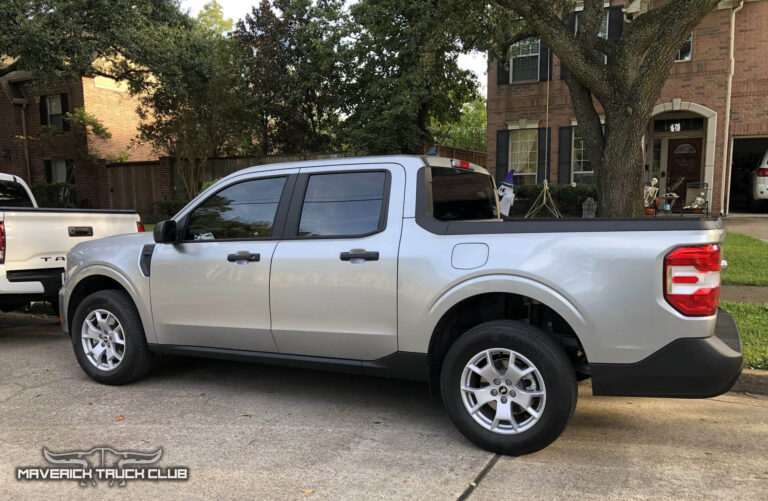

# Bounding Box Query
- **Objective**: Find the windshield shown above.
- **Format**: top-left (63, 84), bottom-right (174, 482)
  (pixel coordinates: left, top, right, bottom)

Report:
top-left (0, 180), bottom-right (34, 207)
top-left (430, 167), bottom-right (498, 221)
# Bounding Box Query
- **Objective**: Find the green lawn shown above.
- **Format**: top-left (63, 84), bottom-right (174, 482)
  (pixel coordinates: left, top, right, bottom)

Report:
top-left (722, 233), bottom-right (768, 287)
top-left (143, 223), bottom-right (155, 232)
top-left (720, 301), bottom-right (768, 369)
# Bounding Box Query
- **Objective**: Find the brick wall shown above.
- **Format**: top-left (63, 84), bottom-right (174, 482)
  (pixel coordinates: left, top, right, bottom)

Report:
top-left (0, 76), bottom-right (158, 209)
top-left (0, 82), bottom-right (85, 184)
top-left (486, 0), bottom-right (768, 214)
top-left (81, 76), bottom-right (156, 162)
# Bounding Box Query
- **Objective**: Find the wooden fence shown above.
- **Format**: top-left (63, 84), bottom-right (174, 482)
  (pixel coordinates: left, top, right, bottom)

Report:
top-left (108, 160), bottom-right (162, 217)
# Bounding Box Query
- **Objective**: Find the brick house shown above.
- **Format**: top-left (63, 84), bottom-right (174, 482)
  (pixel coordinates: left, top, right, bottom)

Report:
top-left (0, 68), bottom-right (157, 208)
top-left (487, 0), bottom-right (768, 214)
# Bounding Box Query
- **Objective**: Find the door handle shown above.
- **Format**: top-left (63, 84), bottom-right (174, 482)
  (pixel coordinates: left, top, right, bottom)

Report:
top-left (227, 252), bottom-right (260, 263)
top-left (340, 251), bottom-right (379, 262)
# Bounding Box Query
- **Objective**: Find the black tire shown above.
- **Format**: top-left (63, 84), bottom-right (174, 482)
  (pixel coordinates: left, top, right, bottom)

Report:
top-left (440, 320), bottom-right (577, 455)
top-left (70, 289), bottom-right (154, 385)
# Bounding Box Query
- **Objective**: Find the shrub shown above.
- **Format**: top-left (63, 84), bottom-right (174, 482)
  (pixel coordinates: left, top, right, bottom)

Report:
top-left (30, 183), bottom-right (77, 208)
top-left (153, 198), bottom-right (188, 220)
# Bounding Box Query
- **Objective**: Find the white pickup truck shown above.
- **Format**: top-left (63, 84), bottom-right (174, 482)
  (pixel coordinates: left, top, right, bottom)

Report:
top-left (0, 173), bottom-right (143, 313)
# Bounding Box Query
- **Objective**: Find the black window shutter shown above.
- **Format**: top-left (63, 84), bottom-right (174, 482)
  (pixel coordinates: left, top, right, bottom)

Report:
top-left (608, 6), bottom-right (624, 43)
top-left (539, 42), bottom-right (552, 81)
top-left (39, 95), bottom-right (48, 126)
top-left (66, 159), bottom-right (75, 184)
top-left (497, 62), bottom-right (510, 86)
top-left (537, 128), bottom-right (551, 184)
top-left (561, 14), bottom-right (577, 80)
top-left (44, 160), bottom-right (52, 183)
top-left (558, 127), bottom-right (573, 184)
top-left (60, 93), bottom-right (70, 131)
top-left (496, 130), bottom-right (510, 183)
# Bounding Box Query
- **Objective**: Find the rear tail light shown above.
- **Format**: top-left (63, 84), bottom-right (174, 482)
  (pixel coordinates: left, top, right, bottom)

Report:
top-left (137, 221), bottom-right (145, 233)
top-left (0, 221), bottom-right (4, 264)
top-left (664, 244), bottom-right (721, 316)
top-left (757, 168), bottom-right (768, 177)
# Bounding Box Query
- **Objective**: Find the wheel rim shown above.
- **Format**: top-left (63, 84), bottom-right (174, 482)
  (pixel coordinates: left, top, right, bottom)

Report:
top-left (460, 348), bottom-right (546, 435)
top-left (81, 309), bottom-right (126, 371)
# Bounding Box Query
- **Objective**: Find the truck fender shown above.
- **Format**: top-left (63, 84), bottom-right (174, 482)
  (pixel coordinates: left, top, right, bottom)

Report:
top-left (66, 264), bottom-right (157, 344)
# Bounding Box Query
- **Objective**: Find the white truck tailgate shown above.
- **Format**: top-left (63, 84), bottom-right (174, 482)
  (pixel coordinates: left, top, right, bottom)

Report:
top-left (2, 209), bottom-right (139, 272)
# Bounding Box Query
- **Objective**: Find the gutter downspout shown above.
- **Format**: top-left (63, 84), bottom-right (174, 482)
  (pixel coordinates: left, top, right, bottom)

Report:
top-left (719, 0), bottom-right (744, 216)
top-left (20, 103), bottom-right (32, 183)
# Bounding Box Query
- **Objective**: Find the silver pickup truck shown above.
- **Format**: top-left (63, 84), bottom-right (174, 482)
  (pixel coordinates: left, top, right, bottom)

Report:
top-left (59, 156), bottom-right (742, 454)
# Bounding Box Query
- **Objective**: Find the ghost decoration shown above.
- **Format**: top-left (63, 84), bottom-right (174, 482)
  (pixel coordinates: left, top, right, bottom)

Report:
top-left (497, 170), bottom-right (516, 217)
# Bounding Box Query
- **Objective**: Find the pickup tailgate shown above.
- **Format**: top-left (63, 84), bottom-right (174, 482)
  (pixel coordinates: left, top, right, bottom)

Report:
top-left (1, 208), bottom-right (140, 272)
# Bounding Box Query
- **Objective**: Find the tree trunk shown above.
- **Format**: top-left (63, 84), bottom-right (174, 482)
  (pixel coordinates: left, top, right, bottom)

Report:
top-left (598, 130), bottom-right (644, 217)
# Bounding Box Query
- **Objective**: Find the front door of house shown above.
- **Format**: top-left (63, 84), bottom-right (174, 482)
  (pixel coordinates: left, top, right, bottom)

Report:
top-left (667, 138), bottom-right (703, 201)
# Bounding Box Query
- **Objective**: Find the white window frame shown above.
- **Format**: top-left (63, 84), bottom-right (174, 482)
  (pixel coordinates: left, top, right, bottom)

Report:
top-left (509, 38), bottom-right (541, 84)
top-left (507, 127), bottom-right (539, 184)
top-left (46, 94), bottom-right (65, 131)
top-left (571, 127), bottom-right (594, 184)
top-left (675, 32), bottom-right (693, 62)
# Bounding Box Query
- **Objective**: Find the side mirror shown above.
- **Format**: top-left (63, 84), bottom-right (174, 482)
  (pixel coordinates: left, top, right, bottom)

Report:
top-left (153, 220), bottom-right (178, 244)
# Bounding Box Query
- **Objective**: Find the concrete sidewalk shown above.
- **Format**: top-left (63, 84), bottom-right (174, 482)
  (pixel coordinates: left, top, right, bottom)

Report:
top-left (1, 314), bottom-right (767, 500)
top-left (720, 284), bottom-right (768, 303)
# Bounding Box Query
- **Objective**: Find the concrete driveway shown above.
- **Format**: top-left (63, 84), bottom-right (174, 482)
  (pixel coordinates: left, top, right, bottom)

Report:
top-left (725, 213), bottom-right (768, 241)
top-left (1, 313), bottom-right (767, 500)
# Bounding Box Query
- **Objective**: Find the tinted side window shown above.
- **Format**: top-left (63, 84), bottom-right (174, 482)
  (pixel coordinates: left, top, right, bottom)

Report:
top-left (298, 172), bottom-right (386, 237)
top-left (0, 181), bottom-right (34, 207)
top-left (186, 177), bottom-right (286, 240)
top-left (430, 168), bottom-right (497, 221)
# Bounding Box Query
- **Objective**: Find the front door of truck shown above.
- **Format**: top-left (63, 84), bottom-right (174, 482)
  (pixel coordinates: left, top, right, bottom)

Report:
top-left (150, 171), bottom-right (296, 351)
top-left (269, 164), bottom-right (404, 360)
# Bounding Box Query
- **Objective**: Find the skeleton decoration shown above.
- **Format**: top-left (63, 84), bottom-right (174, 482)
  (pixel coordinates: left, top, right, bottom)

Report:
top-left (643, 177), bottom-right (660, 208)
top-left (685, 192), bottom-right (707, 209)
top-left (497, 170), bottom-right (516, 217)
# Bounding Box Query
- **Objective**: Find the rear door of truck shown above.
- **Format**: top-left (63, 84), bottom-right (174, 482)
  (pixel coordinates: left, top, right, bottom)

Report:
top-left (269, 162), bottom-right (406, 360)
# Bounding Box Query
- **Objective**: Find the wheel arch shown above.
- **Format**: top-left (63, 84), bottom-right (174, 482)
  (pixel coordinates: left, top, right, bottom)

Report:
top-left (425, 277), bottom-right (594, 393)
top-left (66, 265), bottom-right (155, 343)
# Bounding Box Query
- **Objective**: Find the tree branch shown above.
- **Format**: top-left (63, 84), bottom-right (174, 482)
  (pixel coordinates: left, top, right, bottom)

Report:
top-left (494, 0), bottom-right (610, 101)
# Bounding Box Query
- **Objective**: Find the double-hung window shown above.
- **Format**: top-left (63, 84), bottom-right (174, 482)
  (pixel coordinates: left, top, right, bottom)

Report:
top-left (509, 129), bottom-right (538, 185)
top-left (509, 39), bottom-right (540, 83)
top-left (571, 127), bottom-right (594, 184)
top-left (44, 159), bottom-right (74, 184)
top-left (44, 94), bottom-right (66, 131)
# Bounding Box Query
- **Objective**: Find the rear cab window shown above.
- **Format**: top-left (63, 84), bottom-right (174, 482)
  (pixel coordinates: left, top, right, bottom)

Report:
top-left (0, 180), bottom-right (34, 207)
top-left (429, 167), bottom-right (498, 221)
top-left (297, 171), bottom-right (388, 237)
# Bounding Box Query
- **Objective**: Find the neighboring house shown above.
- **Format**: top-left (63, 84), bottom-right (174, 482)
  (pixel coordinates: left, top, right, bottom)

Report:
top-left (487, 0), bottom-right (768, 214)
top-left (0, 67), bottom-right (156, 208)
